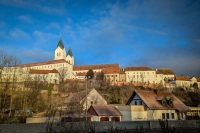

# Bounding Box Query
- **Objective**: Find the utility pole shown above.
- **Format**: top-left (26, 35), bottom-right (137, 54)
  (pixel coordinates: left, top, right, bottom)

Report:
top-left (85, 75), bottom-right (90, 122)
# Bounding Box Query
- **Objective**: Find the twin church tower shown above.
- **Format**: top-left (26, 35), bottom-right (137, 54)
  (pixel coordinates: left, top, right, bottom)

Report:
top-left (54, 38), bottom-right (74, 66)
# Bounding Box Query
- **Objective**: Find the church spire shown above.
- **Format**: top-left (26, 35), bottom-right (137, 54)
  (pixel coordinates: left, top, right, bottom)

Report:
top-left (67, 47), bottom-right (73, 57)
top-left (57, 37), bottom-right (64, 49)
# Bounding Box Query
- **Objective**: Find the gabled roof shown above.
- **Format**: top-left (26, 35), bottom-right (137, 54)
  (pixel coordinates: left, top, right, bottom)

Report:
top-left (156, 68), bottom-right (174, 75)
top-left (73, 64), bottom-right (119, 71)
top-left (125, 66), bottom-right (154, 71)
top-left (88, 105), bottom-right (122, 116)
top-left (57, 38), bottom-right (64, 49)
top-left (16, 59), bottom-right (68, 68)
top-left (29, 69), bottom-right (59, 74)
top-left (65, 89), bottom-right (89, 104)
top-left (102, 67), bottom-right (125, 74)
top-left (126, 90), bottom-right (190, 113)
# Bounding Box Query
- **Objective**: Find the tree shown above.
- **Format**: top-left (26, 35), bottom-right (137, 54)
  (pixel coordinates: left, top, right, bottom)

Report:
top-left (86, 69), bottom-right (94, 79)
top-left (58, 67), bottom-right (68, 92)
top-left (96, 71), bottom-right (104, 80)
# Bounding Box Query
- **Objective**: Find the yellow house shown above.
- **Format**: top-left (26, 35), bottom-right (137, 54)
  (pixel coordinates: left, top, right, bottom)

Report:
top-left (126, 90), bottom-right (190, 120)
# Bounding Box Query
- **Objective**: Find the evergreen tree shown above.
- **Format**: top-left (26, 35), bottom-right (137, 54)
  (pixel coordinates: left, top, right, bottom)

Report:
top-left (86, 69), bottom-right (94, 79)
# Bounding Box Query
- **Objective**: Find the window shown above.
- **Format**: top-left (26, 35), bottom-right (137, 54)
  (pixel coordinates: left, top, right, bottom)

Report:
top-left (162, 113), bottom-right (165, 119)
top-left (166, 113), bottom-right (169, 119)
top-left (140, 101), bottom-right (142, 105)
top-left (171, 113), bottom-right (174, 119)
top-left (135, 101), bottom-right (137, 105)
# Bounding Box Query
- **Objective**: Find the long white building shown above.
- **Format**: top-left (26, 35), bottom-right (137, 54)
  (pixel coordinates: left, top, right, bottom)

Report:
top-left (1, 38), bottom-right (199, 89)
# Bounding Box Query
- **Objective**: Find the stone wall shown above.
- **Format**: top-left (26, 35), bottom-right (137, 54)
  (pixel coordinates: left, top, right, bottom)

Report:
top-left (0, 120), bottom-right (199, 133)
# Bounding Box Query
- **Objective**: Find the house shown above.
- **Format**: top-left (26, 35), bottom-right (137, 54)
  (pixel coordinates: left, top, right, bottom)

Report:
top-left (126, 90), bottom-right (190, 120)
top-left (87, 104), bottom-right (122, 121)
top-left (64, 88), bottom-right (107, 112)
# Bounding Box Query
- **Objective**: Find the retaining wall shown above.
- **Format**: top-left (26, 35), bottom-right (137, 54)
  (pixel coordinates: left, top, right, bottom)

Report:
top-left (0, 120), bottom-right (199, 133)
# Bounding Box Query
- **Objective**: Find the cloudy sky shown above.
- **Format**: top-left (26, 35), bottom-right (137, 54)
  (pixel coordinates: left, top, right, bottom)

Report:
top-left (0, 0), bottom-right (200, 76)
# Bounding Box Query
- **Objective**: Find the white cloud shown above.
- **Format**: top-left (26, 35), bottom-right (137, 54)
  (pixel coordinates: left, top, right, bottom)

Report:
top-left (18, 15), bottom-right (33, 23)
top-left (0, 0), bottom-right (66, 15)
top-left (20, 48), bottom-right (53, 63)
top-left (9, 28), bottom-right (30, 40)
top-left (45, 22), bottom-right (60, 30)
top-left (33, 30), bottom-right (59, 46)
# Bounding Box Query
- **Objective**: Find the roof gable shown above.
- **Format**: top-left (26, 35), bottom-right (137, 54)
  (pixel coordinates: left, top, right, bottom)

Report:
top-left (64, 88), bottom-right (106, 104)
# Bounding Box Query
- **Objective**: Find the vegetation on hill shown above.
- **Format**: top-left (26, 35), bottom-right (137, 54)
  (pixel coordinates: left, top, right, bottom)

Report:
top-left (0, 52), bottom-right (200, 124)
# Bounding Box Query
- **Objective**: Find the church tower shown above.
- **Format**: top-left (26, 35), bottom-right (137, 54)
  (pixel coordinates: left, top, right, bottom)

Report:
top-left (54, 38), bottom-right (66, 60)
top-left (66, 47), bottom-right (74, 65)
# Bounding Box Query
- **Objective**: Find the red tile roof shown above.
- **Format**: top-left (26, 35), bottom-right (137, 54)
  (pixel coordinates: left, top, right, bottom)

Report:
top-left (16, 59), bottom-right (68, 67)
top-left (126, 90), bottom-right (190, 113)
top-left (73, 64), bottom-right (119, 71)
top-left (29, 69), bottom-right (58, 74)
top-left (175, 76), bottom-right (190, 81)
top-left (156, 68), bottom-right (174, 75)
top-left (88, 105), bottom-right (122, 116)
top-left (125, 66), bottom-right (153, 71)
top-left (102, 67), bottom-right (125, 74)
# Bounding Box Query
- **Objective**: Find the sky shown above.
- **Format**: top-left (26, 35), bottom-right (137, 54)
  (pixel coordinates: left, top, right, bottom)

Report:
top-left (0, 0), bottom-right (200, 76)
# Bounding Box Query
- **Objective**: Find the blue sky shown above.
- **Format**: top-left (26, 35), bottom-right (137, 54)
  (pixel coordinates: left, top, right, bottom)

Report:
top-left (0, 0), bottom-right (200, 76)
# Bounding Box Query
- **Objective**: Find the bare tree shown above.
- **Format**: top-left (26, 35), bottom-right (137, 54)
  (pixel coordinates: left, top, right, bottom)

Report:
top-left (58, 67), bottom-right (69, 92)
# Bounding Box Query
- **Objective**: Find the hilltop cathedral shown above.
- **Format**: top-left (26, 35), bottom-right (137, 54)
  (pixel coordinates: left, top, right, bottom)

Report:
top-left (2, 38), bottom-right (75, 84)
